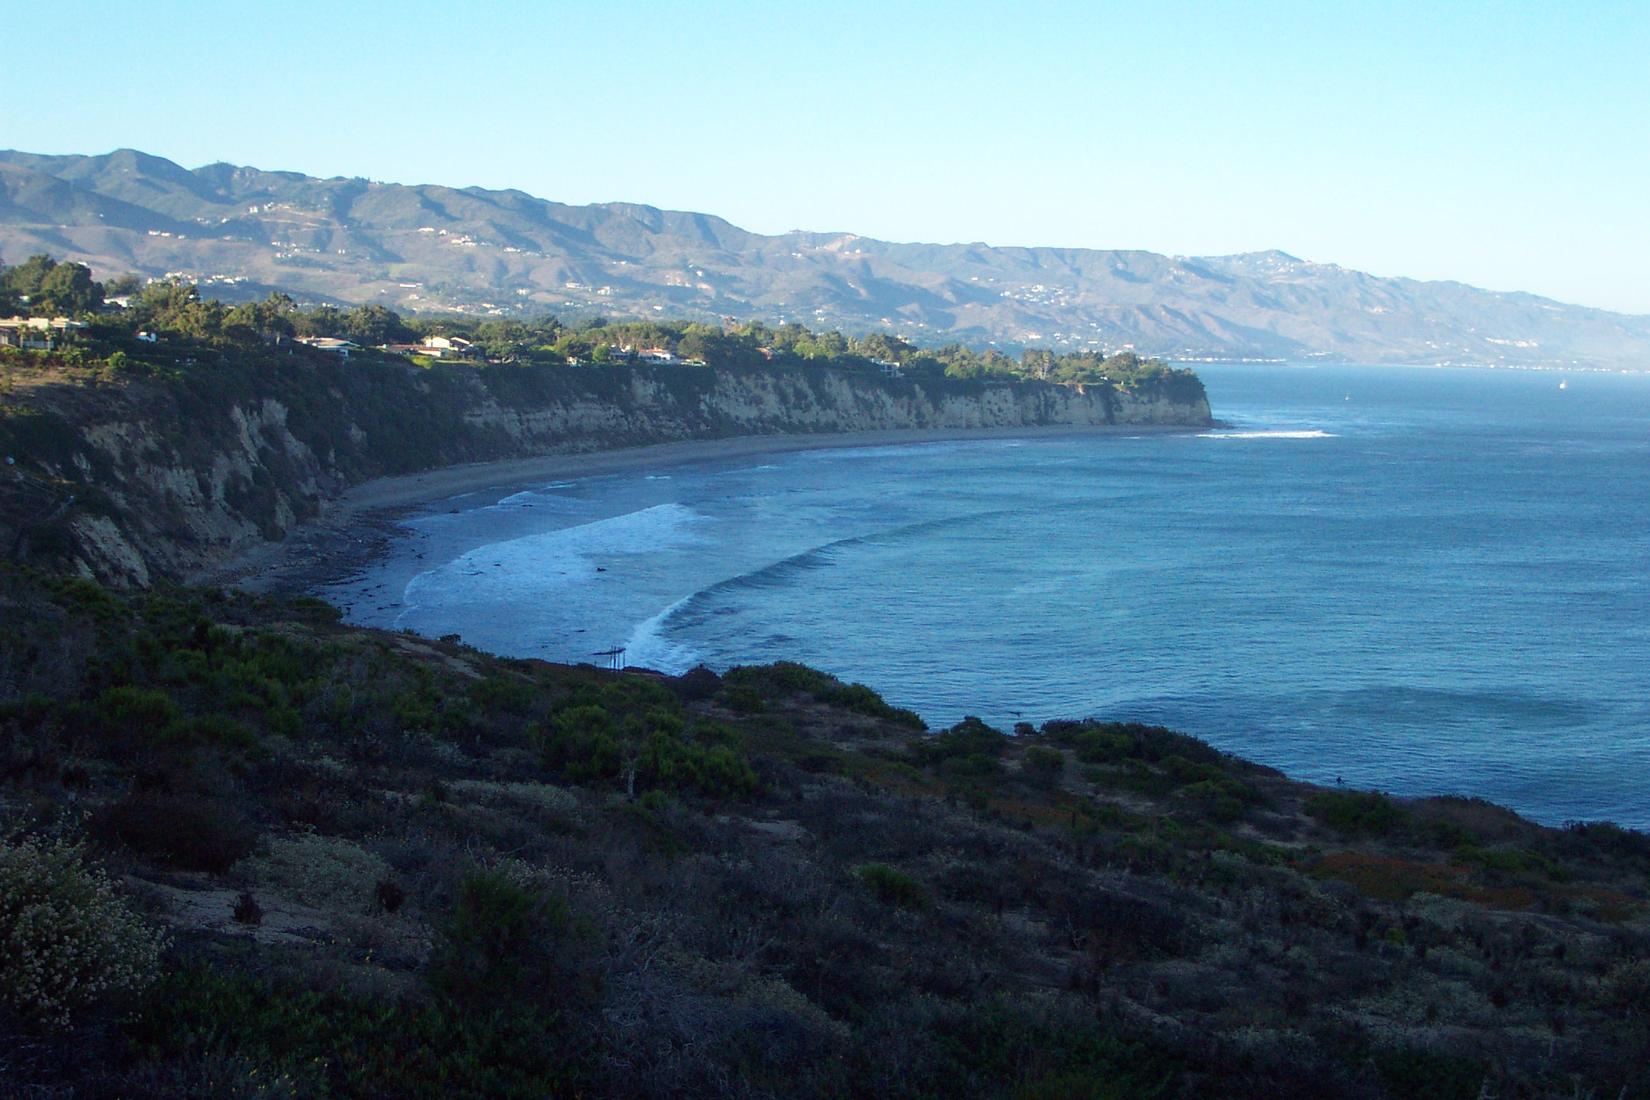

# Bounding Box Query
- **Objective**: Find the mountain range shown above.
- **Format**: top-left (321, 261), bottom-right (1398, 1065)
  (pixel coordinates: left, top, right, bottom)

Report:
top-left (3, 147), bottom-right (1648, 368)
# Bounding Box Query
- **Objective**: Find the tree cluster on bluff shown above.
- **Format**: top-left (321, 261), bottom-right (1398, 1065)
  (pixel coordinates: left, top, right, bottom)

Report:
top-left (0, 252), bottom-right (1203, 399)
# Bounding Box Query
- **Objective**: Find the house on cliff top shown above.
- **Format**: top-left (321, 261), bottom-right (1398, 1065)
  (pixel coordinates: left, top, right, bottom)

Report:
top-left (0, 317), bottom-right (89, 351)
top-left (296, 336), bottom-right (359, 357)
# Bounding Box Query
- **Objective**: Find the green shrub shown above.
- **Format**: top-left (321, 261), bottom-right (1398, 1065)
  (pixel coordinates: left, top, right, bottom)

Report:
top-left (1454, 844), bottom-right (1566, 882)
top-left (157, 713), bottom-right (256, 750)
top-left (912, 717), bottom-right (1008, 766)
top-left (857, 863), bottom-right (928, 910)
top-left (282, 596), bottom-right (342, 626)
top-left (539, 701), bottom-right (758, 798)
top-left (469, 674), bottom-right (536, 715)
top-left (817, 681), bottom-right (925, 728)
top-left (673, 664), bottom-right (722, 701)
top-left (536, 704), bottom-right (622, 782)
top-left (0, 834), bottom-right (166, 1026)
top-left (48, 575), bottom-right (123, 620)
top-left (428, 870), bottom-right (572, 1007)
top-left (1047, 719), bottom-right (1224, 767)
top-left (1175, 779), bottom-right (1247, 823)
top-left (129, 965), bottom-right (584, 1098)
top-left (1023, 745), bottom-right (1066, 783)
top-left (718, 684), bottom-right (766, 713)
top-left (1371, 1045), bottom-right (1486, 1099)
top-left (1306, 790), bottom-right (1408, 837)
top-left (855, 994), bottom-right (1178, 1098)
top-left (638, 727), bottom-right (759, 798)
top-left (694, 744), bottom-right (759, 798)
top-left (724, 661), bottom-right (924, 728)
top-left (92, 792), bottom-right (259, 873)
top-left (96, 685), bottom-right (182, 738)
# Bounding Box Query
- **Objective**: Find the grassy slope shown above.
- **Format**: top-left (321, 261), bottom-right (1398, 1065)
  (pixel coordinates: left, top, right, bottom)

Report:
top-left (1, 568), bottom-right (1647, 1099)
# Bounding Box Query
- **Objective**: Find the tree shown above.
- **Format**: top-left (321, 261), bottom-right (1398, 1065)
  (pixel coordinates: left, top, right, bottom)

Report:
top-left (131, 279), bottom-right (225, 341)
top-left (796, 329), bottom-right (850, 360)
top-left (341, 304), bottom-right (408, 345)
top-left (0, 254), bottom-right (105, 316)
top-left (103, 273), bottom-right (143, 298)
top-left (855, 332), bottom-right (917, 363)
top-left (293, 305), bottom-right (342, 338)
top-left (1021, 348), bottom-right (1055, 380)
top-left (474, 318), bottom-right (532, 359)
top-left (224, 292), bottom-right (298, 342)
top-left (771, 322), bottom-right (808, 352)
top-left (131, 278), bottom-right (200, 324)
top-left (0, 254), bottom-right (58, 304)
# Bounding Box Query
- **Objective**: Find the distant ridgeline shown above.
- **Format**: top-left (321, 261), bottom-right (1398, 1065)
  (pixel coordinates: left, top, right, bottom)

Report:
top-left (0, 257), bottom-right (1209, 584)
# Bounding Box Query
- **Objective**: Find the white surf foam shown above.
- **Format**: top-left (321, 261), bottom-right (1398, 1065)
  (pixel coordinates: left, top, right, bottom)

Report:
top-left (396, 503), bottom-right (706, 630)
top-left (1201, 429), bottom-right (1337, 440)
top-left (622, 594), bottom-right (701, 674)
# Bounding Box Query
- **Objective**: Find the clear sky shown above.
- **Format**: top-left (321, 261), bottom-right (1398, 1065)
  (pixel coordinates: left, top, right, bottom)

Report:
top-left (4, 0), bottom-right (1647, 312)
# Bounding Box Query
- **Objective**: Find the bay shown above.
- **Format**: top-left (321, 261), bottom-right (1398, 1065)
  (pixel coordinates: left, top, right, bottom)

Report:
top-left (326, 363), bottom-right (1650, 827)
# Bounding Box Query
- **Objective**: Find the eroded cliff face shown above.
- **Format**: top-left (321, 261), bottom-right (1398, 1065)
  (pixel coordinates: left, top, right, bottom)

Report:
top-left (0, 363), bottom-right (1209, 586)
top-left (460, 369), bottom-right (1206, 449)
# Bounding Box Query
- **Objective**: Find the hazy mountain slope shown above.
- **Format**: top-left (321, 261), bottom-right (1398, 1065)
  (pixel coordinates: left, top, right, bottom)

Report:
top-left (4, 148), bottom-right (1648, 367)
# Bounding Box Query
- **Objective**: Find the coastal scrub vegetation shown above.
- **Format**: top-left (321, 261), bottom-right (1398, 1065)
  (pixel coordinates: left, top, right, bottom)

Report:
top-left (2, 564), bottom-right (1648, 1097)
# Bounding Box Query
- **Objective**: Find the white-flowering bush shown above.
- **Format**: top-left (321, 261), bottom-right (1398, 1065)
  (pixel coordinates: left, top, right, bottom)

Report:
top-left (236, 831), bottom-right (390, 914)
top-left (0, 834), bottom-right (166, 1027)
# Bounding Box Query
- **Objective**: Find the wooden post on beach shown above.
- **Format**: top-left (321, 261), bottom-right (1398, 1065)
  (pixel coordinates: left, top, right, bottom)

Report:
top-left (593, 647), bottom-right (626, 670)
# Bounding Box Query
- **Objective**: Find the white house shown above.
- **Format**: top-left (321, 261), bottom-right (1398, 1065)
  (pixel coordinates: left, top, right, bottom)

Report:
top-left (297, 336), bottom-right (359, 357)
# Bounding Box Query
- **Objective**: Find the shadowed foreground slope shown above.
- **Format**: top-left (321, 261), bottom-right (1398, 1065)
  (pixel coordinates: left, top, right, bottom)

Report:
top-left (1, 569), bottom-right (1646, 1098)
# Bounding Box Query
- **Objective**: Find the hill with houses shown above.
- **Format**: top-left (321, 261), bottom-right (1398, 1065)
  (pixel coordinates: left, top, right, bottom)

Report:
top-left (3, 148), bottom-right (1650, 368)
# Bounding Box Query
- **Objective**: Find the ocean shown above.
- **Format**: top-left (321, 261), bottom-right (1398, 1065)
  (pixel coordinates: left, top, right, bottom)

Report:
top-left (326, 363), bottom-right (1650, 828)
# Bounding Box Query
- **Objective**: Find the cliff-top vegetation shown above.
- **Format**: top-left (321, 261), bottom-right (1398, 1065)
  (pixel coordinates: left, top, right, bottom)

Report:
top-left (1, 252), bottom-right (1202, 397)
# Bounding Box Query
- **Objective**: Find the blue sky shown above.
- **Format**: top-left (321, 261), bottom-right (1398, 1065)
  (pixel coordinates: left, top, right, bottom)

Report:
top-left (4, 0), bottom-right (1647, 312)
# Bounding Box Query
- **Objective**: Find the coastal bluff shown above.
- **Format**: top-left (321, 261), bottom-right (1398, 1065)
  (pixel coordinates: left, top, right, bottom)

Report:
top-left (0, 359), bottom-right (1210, 586)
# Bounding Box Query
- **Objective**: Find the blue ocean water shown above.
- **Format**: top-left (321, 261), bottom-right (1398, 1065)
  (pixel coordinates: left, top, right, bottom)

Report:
top-left (330, 364), bottom-right (1650, 827)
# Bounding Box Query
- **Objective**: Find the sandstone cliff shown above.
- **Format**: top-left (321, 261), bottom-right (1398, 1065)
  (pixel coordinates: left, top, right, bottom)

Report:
top-left (0, 360), bottom-right (1209, 586)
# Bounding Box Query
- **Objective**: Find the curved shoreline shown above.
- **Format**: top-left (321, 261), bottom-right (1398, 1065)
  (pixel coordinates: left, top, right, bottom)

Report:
top-left (198, 422), bottom-right (1207, 597)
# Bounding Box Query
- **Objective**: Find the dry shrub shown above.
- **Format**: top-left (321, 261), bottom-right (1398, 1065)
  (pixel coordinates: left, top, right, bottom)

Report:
top-left (1597, 958), bottom-right (1650, 1009)
top-left (601, 949), bottom-right (848, 1097)
top-left (446, 779), bottom-right (579, 816)
top-left (0, 833), bottom-right (166, 1027)
top-left (236, 832), bottom-right (390, 914)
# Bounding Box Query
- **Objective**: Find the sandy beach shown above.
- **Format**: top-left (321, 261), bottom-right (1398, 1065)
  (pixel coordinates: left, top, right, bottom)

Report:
top-left (196, 424), bottom-right (1201, 597)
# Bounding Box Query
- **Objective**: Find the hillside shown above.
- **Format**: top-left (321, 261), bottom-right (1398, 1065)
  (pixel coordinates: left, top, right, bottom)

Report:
top-left (2, 569), bottom-right (1648, 1098)
top-left (5, 149), bottom-right (1650, 368)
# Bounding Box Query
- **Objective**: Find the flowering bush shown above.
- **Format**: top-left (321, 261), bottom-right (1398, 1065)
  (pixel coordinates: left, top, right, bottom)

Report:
top-left (0, 834), bottom-right (166, 1027)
